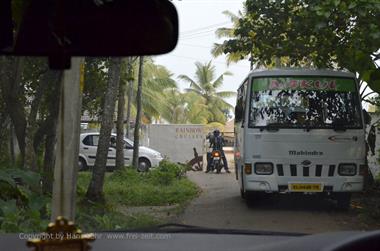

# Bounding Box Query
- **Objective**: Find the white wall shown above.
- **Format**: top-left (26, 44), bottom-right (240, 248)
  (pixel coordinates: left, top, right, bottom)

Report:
top-left (142, 124), bottom-right (207, 163)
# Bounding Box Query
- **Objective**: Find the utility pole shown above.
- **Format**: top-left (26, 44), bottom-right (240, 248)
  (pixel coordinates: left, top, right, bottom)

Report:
top-left (51, 58), bottom-right (83, 221)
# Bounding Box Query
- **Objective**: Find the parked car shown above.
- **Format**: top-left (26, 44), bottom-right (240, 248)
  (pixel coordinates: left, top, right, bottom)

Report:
top-left (78, 132), bottom-right (163, 172)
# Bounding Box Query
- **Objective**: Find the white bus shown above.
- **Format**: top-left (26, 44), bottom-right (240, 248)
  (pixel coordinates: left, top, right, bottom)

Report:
top-left (234, 69), bottom-right (367, 209)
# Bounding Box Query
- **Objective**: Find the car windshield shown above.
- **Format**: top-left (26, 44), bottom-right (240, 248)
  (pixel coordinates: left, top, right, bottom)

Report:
top-left (1, 0), bottom-right (380, 240)
top-left (124, 138), bottom-right (134, 147)
top-left (248, 77), bottom-right (363, 129)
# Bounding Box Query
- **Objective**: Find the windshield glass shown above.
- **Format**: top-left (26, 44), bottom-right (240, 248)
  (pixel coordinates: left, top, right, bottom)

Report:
top-left (249, 77), bottom-right (363, 129)
top-left (1, 0), bottom-right (380, 240)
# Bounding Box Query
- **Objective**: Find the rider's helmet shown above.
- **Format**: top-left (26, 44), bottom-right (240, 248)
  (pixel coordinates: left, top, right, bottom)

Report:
top-left (213, 129), bottom-right (220, 137)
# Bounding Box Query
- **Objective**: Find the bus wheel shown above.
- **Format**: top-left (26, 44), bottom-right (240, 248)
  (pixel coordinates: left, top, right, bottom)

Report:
top-left (336, 193), bottom-right (352, 210)
top-left (244, 191), bottom-right (260, 207)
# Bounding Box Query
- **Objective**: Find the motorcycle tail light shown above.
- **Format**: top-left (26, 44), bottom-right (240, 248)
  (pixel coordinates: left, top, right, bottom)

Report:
top-left (212, 151), bottom-right (220, 157)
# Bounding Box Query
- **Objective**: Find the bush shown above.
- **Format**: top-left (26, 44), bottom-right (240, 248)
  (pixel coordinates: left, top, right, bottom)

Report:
top-left (78, 161), bottom-right (198, 207)
top-left (0, 168), bottom-right (50, 233)
top-left (149, 160), bottom-right (187, 186)
top-left (75, 161), bottom-right (198, 231)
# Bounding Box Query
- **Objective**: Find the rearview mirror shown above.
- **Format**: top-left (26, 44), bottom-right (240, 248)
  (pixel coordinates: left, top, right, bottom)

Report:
top-left (235, 105), bottom-right (243, 121)
top-left (1, 0), bottom-right (178, 68)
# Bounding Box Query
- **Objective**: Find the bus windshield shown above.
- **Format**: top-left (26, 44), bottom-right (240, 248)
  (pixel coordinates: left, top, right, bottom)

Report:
top-left (248, 76), bottom-right (363, 129)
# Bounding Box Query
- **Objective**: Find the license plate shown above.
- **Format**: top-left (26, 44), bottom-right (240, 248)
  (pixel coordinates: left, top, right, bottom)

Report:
top-left (289, 183), bottom-right (323, 192)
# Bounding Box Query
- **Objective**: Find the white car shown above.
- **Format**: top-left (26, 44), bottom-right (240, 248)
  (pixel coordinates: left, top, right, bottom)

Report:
top-left (78, 132), bottom-right (163, 171)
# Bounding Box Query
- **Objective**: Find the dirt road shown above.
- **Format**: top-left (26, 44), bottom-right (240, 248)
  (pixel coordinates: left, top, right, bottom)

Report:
top-left (177, 171), bottom-right (367, 234)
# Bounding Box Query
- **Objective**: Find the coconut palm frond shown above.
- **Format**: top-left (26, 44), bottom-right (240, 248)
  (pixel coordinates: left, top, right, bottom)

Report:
top-left (215, 27), bottom-right (234, 39)
top-left (215, 91), bottom-right (236, 98)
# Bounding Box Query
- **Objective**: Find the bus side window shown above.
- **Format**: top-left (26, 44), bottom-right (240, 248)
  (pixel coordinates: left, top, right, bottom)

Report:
top-left (235, 80), bottom-right (247, 126)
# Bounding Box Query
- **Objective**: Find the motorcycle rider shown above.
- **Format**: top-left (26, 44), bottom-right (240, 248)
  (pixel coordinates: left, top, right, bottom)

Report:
top-left (206, 129), bottom-right (230, 173)
top-left (205, 132), bottom-right (214, 173)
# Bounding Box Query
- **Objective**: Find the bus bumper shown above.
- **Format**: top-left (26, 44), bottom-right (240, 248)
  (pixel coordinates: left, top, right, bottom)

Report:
top-left (243, 176), bottom-right (364, 193)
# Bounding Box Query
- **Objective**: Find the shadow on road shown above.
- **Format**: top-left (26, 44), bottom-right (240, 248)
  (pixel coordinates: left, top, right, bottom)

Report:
top-left (245, 194), bottom-right (342, 212)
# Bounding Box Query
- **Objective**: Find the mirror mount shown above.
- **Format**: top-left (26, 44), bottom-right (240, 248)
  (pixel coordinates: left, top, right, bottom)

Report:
top-left (363, 109), bottom-right (371, 125)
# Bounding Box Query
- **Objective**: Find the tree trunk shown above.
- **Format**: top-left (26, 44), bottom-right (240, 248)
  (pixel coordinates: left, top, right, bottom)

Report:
top-left (125, 57), bottom-right (135, 139)
top-left (132, 56), bottom-right (144, 168)
top-left (115, 62), bottom-right (126, 169)
top-left (0, 57), bottom-right (26, 165)
top-left (125, 78), bottom-right (133, 139)
top-left (9, 124), bottom-right (15, 164)
top-left (24, 69), bottom-right (57, 171)
top-left (42, 71), bottom-right (63, 195)
top-left (86, 57), bottom-right (121, 202)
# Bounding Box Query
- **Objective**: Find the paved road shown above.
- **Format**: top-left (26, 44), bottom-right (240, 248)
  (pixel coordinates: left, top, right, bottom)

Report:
top-left (178, 171), bottom-right (365, 234)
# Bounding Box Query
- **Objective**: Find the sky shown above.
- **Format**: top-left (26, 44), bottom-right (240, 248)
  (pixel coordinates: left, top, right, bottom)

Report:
top-left (154, 0), bottom-right (249, 106)
top-left (154, 0), bottom-right (377, 110)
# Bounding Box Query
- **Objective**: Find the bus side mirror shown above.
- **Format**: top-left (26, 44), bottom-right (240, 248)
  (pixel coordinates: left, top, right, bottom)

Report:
top-left (363, 109), bottom-right (371, 125)
top-left (235, 106), bottom-right (243, 121)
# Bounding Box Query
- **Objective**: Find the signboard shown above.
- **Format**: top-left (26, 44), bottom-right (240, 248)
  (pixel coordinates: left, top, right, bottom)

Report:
top-left (143, 124), bottom-right (207, 163)
top-left (252, 77), bottom-right (356, 92)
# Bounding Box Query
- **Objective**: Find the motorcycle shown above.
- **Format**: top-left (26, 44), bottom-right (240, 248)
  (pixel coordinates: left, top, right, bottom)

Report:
top-left (210, 150), bottom-right (223, 173)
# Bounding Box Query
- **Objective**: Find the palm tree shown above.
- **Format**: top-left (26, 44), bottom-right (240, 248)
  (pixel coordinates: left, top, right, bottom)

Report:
top-left (132, 56), bottom-right (144, 169)
top-left (178, 61), bottom-right (235, 125)
top-left (211, 10), bottom-right (253, 69)
top-left (183, 92), bottom-right (211, 124)
top-left (123, 57), bottom-right (177, 125)
top-left (86, 57), bottom-right (121, 202)
top-left (161, 88), bottom-right (187, 124)
top-left (161, 90), bottom-right (210, 124)
top-left (140, 59), bottom-right (177, 122)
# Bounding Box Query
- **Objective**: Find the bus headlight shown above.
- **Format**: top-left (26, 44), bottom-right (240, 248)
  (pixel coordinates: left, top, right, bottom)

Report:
top-left (254, 163), bottom-right (274, 175)
top-left (338, 164), bottom-right (357, 176)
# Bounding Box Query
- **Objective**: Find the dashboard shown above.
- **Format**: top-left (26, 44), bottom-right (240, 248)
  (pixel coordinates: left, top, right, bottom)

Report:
top-left (2, 230), bottom-right (380, 251)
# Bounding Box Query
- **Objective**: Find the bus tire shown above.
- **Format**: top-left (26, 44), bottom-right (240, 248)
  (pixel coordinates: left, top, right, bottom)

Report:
top-left (245, 191), bottom-right (261, 207)
top-left (336, 192), bottom-right (352, 210)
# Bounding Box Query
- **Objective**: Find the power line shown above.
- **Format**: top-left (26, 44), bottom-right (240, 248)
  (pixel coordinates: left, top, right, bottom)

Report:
top-left (180, 43), bottom-right (212, 49)
top-left (164, 54), bottom-right (249, 69)
top-left (181, 32), bottom-right (218, 40)
top-left (180, 29), bottom-right (218, 39)
top-left (180, 26), bottom-right (231, 39)
top-left (180, 21), bottom-right (230, 35)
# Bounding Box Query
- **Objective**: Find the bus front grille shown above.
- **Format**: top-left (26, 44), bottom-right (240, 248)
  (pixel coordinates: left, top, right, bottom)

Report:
top-left (276, 164), bottom-right (337, 177)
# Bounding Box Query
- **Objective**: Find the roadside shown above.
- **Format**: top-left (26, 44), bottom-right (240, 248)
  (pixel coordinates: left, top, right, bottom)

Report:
top-left (351, 180), bottom-right (380, 229)
top-left (75, 161), bottom-right (200, 231)
top-left (177, 171), bottom-right (380, 234)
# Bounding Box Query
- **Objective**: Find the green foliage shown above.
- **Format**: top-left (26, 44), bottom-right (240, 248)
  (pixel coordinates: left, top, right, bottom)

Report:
top-left (218, 0), bottom-right (380, 93)
top-left (178, 61), bottom-right (235, 124)
top-left (76, 203), bottom-right (159, 231)
top-left (78, 161), bottom-right (198, 207)
top-left (0, 93), bottom-right (10, 165)
top-left (75, 161), bottom-right (198, 231)
top-left (82, 57), bottom-right (110, 117)
top-left (131, 57), bottom-right (178, 122)
top-left (0, 167), bottom-right (50, 233)
top-left (150, 160), bottom-right (187, 186)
